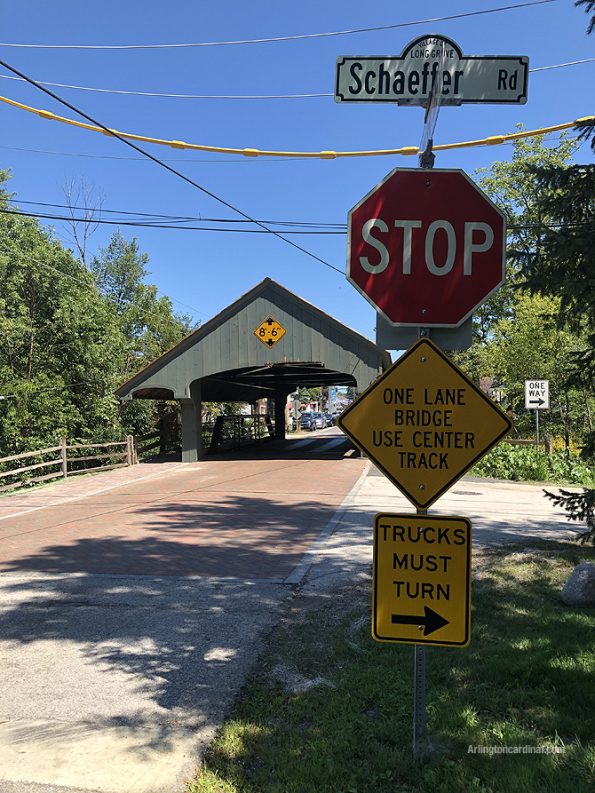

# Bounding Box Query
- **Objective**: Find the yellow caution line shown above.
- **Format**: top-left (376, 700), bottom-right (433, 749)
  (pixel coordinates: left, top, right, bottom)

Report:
top-left (0, 93), bottom-right (592, 159)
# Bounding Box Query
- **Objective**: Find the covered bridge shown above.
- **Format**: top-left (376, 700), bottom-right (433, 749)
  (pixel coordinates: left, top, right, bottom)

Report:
top-left (116, 278), bottom-right (389, 461)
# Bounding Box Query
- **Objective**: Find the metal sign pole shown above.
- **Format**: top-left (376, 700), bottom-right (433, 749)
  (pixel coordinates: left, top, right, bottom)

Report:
top-left (413, 508), bottom-right (429, 757)
top-left (535, 408), bottom-right (540, 453)
top-left (411, 81), bottom-right (443, 760)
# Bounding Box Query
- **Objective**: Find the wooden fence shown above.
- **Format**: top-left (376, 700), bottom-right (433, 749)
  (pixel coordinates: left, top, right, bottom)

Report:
top-left (0, 436), bottom-right (137, 493)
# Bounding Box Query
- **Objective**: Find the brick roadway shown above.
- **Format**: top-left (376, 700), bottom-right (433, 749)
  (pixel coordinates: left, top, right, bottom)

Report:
top-left (0, 434), bottom-right (366, 580)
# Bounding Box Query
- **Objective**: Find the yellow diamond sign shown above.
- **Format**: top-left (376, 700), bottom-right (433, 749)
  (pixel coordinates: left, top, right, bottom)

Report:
top-left (254, 316), bottom-right (286, 347)
top-left (338, 337), bottom-right (512, 508)
top-left (373, 513), bottom-right (471, 647)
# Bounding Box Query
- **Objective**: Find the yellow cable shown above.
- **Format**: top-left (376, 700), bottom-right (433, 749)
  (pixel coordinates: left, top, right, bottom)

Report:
top-left (0, 93), bottom-right (592, 159)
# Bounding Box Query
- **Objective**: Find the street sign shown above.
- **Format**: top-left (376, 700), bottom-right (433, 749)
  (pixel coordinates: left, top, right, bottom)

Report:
top-left (337, 337), bottom-right (512, 508)
top-left (254, 316), bottom-right (286, 347)
top-left (347, 168), bottom-right (506, 328)
top-left (335, 35), bottom-right (528, 105)
top-left (372, 513), bottom-right (471, 647)
top-left (525, 380), bottom-right (549, 410)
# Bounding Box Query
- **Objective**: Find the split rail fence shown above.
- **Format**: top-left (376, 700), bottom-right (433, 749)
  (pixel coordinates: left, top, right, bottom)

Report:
top-left (0, 432), bottom-right (163, 493)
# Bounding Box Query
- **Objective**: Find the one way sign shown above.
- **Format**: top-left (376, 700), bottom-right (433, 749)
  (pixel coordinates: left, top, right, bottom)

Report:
top-left (525, 380), bottom-right (549, 410)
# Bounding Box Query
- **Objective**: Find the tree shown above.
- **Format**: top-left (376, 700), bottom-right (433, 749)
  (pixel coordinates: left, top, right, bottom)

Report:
top-left (471, 132), bottom-right (578, 343)
top-left (0, 172), bottom-right (125, 453)
top-left (528, 0), bottom-right (595, 543)
top-left (61, 176), bottom-right (104, 268)
top-left (91, 231), bottom-right (193, 437)
top-left (462, 291), bottom-right (593, 445)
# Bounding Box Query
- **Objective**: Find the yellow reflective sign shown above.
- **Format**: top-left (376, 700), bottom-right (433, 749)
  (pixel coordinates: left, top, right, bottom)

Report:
top-left (254, 316), bottom-right (286, 347)
top-left (373, 513), bottom-right (471, 647)
top-left (338, 337), bottom-right (512, 509)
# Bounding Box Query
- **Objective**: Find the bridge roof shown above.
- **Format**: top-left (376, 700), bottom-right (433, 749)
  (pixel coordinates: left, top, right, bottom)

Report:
top-left (116, 278), bottom-right (389, 402)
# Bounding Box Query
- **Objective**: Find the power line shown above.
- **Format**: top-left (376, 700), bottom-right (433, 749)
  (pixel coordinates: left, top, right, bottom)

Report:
top-left (2, 91), bottom-right (590, 158)
top-left (0, 207), bottom-right (346, 233)
top-left (0, 133), bottom-right (584, 164)
top-left (0, 2), bottom-right (557, 49)
top-left (0, 143), bottom-right (309, 163)
top-left (0, 57), bottom-right (343, 276)
top-left (3, 206), bottom-right (593, 234)
top-left (1, 57), bottom-right (592, 100)
top-left (9, 199), bottom-right (345, 228)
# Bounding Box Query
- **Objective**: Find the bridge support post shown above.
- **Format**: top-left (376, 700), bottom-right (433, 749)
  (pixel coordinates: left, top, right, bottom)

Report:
top-left (179, 380), bottom-right (204, 462)
top-left (274, 391), bottom-right (290, 441)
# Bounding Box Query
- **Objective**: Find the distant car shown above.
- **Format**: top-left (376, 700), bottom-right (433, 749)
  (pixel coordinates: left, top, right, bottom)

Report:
top-left (299, 412), bottom-right (316, 431)
top-left (312, 412), bottom-right (326, 429)
top-left (323, 412), bottom-right (335, 427)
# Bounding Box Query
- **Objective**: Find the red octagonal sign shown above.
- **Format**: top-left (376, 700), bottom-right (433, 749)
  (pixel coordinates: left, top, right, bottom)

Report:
top-left (347, 168), bottom-right (506, 327)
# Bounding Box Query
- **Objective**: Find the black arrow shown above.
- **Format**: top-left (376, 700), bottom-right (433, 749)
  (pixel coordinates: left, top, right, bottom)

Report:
top-left (266, 339), bottom-right (274, 347)
top-left (391, 606), bottom-right (449, 637)
top-left (529, 398), bottom-right (545, 407)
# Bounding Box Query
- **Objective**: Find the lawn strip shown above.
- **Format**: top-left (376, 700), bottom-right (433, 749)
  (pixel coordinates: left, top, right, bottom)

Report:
top-left (190, 541), bottom-right (595, 793)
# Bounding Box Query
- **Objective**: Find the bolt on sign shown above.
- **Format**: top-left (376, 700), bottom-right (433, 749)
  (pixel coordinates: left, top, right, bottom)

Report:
top-left (254, 316), bottom-right (286, 347)
top-left (372, 514), bottom-right (471, 647)
top-left (335, 34), bottom-right (528, 105)
top-left (337, 337), bottom-right (512, 509)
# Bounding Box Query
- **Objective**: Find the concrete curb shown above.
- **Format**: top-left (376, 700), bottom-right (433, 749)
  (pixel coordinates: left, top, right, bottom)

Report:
top-left (283, 461), bottom-right (371, 585)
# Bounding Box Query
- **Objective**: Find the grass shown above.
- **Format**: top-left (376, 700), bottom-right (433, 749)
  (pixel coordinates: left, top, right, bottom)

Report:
top-left (190, 542), bottom-right (595, 793)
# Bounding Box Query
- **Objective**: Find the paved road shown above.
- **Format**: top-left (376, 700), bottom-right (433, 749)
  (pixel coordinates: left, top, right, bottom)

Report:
top-left (0, 429), bottom-right (365, 793)
top-left (0, 430), bottom-right (576, 793)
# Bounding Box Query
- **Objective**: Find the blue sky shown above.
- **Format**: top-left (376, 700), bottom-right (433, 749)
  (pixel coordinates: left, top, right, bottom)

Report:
top-left (0, 0), bottom-right (593, 340)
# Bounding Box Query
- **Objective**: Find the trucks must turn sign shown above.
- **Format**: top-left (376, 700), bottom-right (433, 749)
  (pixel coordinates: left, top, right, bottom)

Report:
top-left (372, 513), bottom-right (471, 647)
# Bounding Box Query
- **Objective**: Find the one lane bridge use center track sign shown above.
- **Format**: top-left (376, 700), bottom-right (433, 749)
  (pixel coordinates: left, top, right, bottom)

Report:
top-left (373, 513), bottom-right (471, 647)
top-left (337, 337), bottom-right (512, 509)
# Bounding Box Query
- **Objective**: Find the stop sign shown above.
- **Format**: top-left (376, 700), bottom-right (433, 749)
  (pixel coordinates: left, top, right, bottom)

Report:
top-left (347, 168), bottom-right (506, 327)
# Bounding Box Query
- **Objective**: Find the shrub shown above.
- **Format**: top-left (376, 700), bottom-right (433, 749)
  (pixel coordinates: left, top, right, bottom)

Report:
top-left (470, 444), bottom-right (595, 485)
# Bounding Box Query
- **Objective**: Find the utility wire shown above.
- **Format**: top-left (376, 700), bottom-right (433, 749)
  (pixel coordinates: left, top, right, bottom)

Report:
top-left (0, 207), bottom-right (346, 233)
top-left (0, 1), bottom-right (557, 49)
top-left (11, 199), bottom-right (344, 226)
top-left (0, 133), bottom-right (583, 164)
top-left (0, 58), bottom-right (343, 275)
top-left (2, 91), bottom-right (590, 158)
top-left (3, 207), bottom-right (593, 234)
top-left (1, 57), bottom-right (592, 100)
top-left (9, 199), bottom-right (346, 227)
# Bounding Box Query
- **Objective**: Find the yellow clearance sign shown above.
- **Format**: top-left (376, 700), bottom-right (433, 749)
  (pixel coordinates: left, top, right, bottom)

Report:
top-left (373, 513), bottom-right (471, 647)
top-left (338, 337), bottom-right (512, 509)
top-left (254, 316), bottom-right (287, 347)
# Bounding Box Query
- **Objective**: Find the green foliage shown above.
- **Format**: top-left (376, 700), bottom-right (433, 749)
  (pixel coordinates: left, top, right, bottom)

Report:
top-left (0, 171), bottom-right (193, 455)
top-left (457, 135), bottom-right (595, 463)
top-left (472, 132), bottom-right (578, 343)
top-left (470, 445), bottom-right (595, 486)
top-left (191, 545), bottom-right (595, 793)
top-left (543, 487), bottom-right (595, 545)
top-left (518, 163), bottom-right (595, 390)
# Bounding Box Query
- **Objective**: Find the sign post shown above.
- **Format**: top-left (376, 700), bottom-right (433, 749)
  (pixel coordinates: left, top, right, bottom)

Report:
top-left (337, 33), bottom-right (523, 759)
